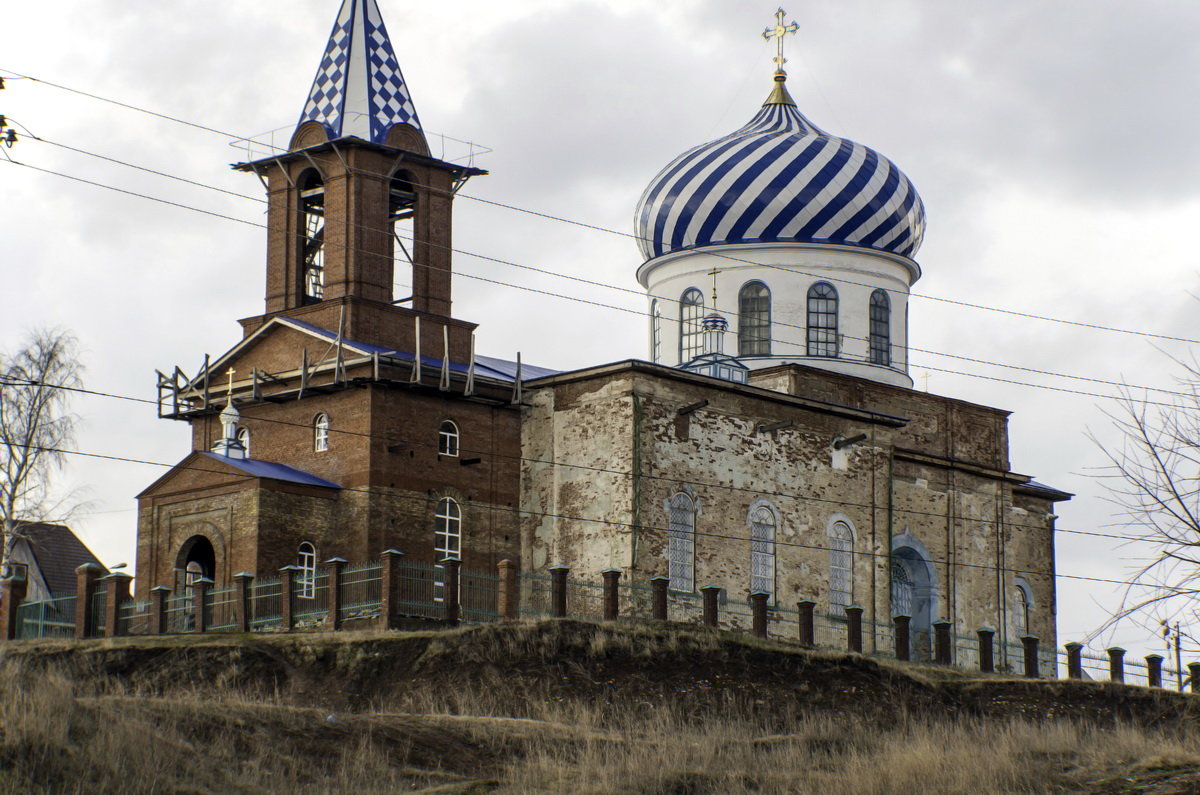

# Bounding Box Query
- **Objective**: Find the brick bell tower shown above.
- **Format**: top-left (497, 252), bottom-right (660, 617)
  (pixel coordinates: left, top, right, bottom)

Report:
top-left (235, 0), bottom-right (485, 354)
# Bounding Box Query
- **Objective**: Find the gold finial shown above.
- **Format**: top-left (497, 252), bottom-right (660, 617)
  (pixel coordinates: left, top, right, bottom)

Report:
top-left (709, 265), bottom-right (720, 305)
top-left (225, 368), bottom-right (236, 400)
top-left (762, 8), bottom-right (799, 78)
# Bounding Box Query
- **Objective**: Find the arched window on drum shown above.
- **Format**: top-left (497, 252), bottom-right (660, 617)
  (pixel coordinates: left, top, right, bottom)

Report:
top-left (679, 288), bottom-right (705, 363)
top-left (738, 282), bottom-right (771, 356)
top-left (869, 289), bottom-right (891, 366)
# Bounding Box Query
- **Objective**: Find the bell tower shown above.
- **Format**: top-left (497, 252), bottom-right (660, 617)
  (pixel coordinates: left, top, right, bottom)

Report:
top-left (235, 0), bottom-right (483, 340)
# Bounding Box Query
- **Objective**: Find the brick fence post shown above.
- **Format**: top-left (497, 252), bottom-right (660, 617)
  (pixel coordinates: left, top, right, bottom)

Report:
top-left (192, 577), bottom-right (212, 634)
top-left (797, 600), bottom-right (815, 647)
top-left (1065, 642), bottom-right (1083, 680)
top-left (1189, 662), bottom-right (1200, 693)
top-left (750, 592), bottom-right (768, 639)
top-left (700, 586), bottom-right (721, 628)
top-left (602, 569), bottom-right (621, 622)
top-left (102, 573), bottom-right (133, 638)
top-left (1, 576), bottom-right (28, 641)
top-left (498, 559), bottom-right (519, 620)
top-left (444, 558), bottom-right (461, 625)
top-left (1146, 654), bottom-right (1163, 688)
top-left (150, 586), bottom-right (170, 634)
top-left (1021, 635), bottom-right (1040, 678)
top-left (280, 566), bottom-right (297, 632)
top-left (325, 557), bottom-right (347, 631)
top-left (978, 627), bottom-right (995, 673)
top-left (893, 615), bottom-right (911, 661)
top-left (549, 565), bottom-right (569, 618)
top-left (651, 576), bottom-right (669, 620)
top-left (234, 572), bottom-right (254, 633)
top-left (74, 563), bottom-right (103, 639)
top-left (933, 620), bottom-right (952, 665)
top-left (1107, 647), bottom-right (1126, 684)
top-left (379, 549), bottom-right (404, 629)
top-left (845, 605), bottom-right (863, 653)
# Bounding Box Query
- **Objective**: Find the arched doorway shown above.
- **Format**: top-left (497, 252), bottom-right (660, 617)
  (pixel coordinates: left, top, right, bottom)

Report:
top-left (891, 540), bottom-right (937, 660)
top-left (176, 534), bottom-right (216, 593)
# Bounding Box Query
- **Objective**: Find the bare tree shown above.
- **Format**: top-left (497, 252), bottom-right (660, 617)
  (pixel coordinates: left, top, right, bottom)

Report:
top-left (1092, 363), bottom-right (1200, 625)
top-left (0, 328), bottom-right (83, 576)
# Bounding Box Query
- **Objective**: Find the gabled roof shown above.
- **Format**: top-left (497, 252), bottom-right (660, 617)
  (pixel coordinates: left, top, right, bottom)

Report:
top-left (198, 452), bottom-right (340, 489)
top-left (16, 523), bottom-right (107, 598)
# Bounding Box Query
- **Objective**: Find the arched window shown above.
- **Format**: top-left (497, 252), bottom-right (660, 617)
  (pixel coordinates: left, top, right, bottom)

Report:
top-left (869, 289), bottom-right (891, 366)
top-left (667, 492), bottom-right (696, 592)
top-left (891, 560), bottom-right (913, 617)
top-left (237, 427), bottom-right (251, 457)
top-left (1013, 579), bottom-right (1033, 637)
top-left (738, 282), bottom-right (771, 356)
top-left (434, 498), bottom-right (462, 602)
top-left (297, 542), bottom-right (317, 599)
top-left (313, 413), bottom-right (330, 452)
top-left (438, 420), bottom-right (460, 457)
top-left (749, 505), bottom-right (776, 600)
top-left (828, 520), bottom-right (854, 613)
top-left (806, 282), bottom-right (839, 357)
top-left (299, 170), bottom-right (325, 303)
top-left (184, 560), bottom-right (205, 594)
top-left (651, 300), bottom-right (662, 363)
top-left (679, 288), bottom-right (705, 363)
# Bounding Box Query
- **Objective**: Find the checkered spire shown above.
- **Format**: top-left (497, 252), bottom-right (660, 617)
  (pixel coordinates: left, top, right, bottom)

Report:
top-left (298, 0), bottom-right (423, 145)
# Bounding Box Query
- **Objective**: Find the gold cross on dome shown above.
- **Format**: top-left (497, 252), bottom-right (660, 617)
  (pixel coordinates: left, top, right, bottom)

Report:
top-left (225, 368), bottom-right (236, 397)
top-left (762, 8), bottom-right (799, 74)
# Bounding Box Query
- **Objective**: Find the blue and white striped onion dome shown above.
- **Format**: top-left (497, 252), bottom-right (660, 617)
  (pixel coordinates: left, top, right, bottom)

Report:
top-left (635, 77), bottom-right (926, 261)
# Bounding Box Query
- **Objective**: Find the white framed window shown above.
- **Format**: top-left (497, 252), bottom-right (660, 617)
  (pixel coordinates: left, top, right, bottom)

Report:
top-left (869, 289), bottom-right (891, 366)
top-left (679, 288), bottom-right (705, 363)
top-left (749, 504), bottom-right (776, 600)
top-left (828, 520), bottom-right (854, 613)
top-left (807, 282), bottom-right (839, 357)
top-left (313, 413), bottom-right (330, 452)
top-left (297, 542), bottom-right (317, 599)
top-left (434, 498), bottom-right (462, 602)
top-left (438, 420), bottom-right (460, 456)
top-left (237, 427), bottom-right (251, 457)
top-left (651, 300), bottom-right (662, 363)
top-left (738, 281), bottom-right (771, 356)
top-left (667, 492), bottom-right (696, 592)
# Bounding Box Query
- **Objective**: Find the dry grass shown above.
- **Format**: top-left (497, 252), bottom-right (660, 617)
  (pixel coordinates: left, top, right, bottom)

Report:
top-left (4, 623), bottom-right (1200, 792)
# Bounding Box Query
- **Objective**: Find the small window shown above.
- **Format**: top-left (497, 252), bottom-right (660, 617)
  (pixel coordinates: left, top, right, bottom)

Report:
top-left (667, 492), bottom-right (696, 592)
top-left (679, 288), bottom-right (705, 363)
top-left (1013, 579), bottom-right (1033, 637)
top-left (438, 420), bottom-right (460, 457)
top-left (297, 542), bottom-right (317, 599)
top-left (749, 505), bottom-right (776, 600)
top-left (869, 289), bottom-right (891, 366)
top-left (237, 427), bottom-right (251, 457)
top-left (828, 520), bottom-right (854, 613)
top-left (651, 300), bottom-right (662, 363)
top-left (738, 282), bottom-right (771, 356)
top-left (314, 413), bottom-right (330, 452)
top-left (184, 560), bottom-right (204, 594)
top-left (11, 562), bottom-right (29, 581)
top-left (434, 498), bottom-right (462, 602)
top-left (807, 282), bottom-right (839, 358)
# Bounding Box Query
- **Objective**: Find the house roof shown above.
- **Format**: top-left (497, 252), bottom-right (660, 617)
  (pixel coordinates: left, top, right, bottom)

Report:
top-left (17, 523), bottom-right (107, 598)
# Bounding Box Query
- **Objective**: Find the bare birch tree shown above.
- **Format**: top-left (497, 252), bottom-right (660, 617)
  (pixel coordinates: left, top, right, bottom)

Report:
top-left (0, 329), bottom-right (83, 576)
top-left (1093, 366), bottom-right (1200, 621)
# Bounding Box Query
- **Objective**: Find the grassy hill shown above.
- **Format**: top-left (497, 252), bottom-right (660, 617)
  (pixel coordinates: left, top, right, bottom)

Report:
top-left (2, 620), bottom-right (1200, 792)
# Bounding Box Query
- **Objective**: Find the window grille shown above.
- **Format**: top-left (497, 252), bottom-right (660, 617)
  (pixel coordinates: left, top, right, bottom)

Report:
top-left (679, 288), bottom-right (705, 363)
top-left (829, 520), bottom-right (853, 611)
top-left (891, 561), bottom-right (913, 617)
top-left (749, 507), bottom-right (776, 599)
top-left (869, 289), bottom-right (891, 366)
top-left (438, 420), bottom-right (460, 456)
top-left (806, 282), bottom-right (839, 357)
top-left (297, 542), bottom-right (317, 599)
top-left (738, 282), bottom-right (771, 356)
top-left (434, 498), bottom-right (462, 601)
top-left (667, 492), bottom-right (696, 592)
top-left (314, 413), bottom-right (330, 452)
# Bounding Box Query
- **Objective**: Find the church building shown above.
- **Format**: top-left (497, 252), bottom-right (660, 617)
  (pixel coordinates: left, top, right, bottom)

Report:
top-left (136, 2), bottom-right (1069, 659)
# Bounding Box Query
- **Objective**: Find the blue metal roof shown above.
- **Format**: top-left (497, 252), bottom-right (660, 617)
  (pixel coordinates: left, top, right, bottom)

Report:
top-left (202, 452), bottom-right (340, 489)
top-left (298, 0), bottom-right (422, 144)
top-left (635, 77), bottom-right (925, 261)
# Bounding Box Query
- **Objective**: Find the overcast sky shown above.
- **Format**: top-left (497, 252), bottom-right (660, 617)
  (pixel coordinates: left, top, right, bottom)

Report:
top-left (4, 0), bottom-right (1200, 660)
